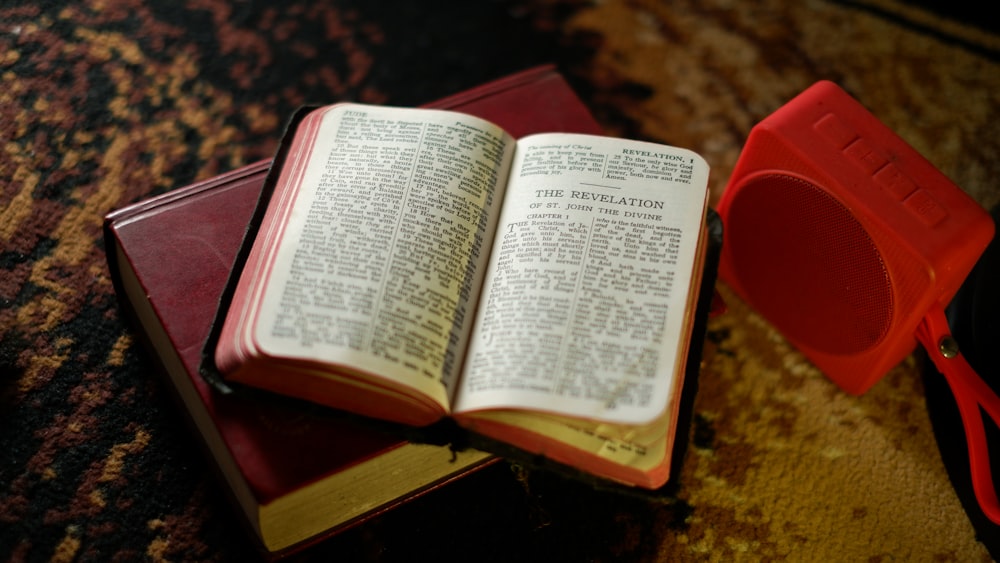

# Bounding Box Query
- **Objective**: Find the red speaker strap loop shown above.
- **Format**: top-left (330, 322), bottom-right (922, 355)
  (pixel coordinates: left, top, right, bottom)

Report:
top-left (917, 306), bottom-right (1000, 524)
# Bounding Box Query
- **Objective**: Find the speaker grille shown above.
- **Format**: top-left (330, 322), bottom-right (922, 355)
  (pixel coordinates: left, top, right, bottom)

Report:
top-left (728, 173), bottom-right (894, 355)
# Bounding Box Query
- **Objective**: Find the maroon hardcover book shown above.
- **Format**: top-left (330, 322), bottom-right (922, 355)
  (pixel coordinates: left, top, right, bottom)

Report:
top-left (104, 65), bottom-right (606, 556)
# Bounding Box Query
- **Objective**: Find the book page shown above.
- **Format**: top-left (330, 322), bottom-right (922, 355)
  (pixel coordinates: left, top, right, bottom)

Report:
top-left (251, 104), bottom-right (515, 408)
top-left (455, 133), bottom-right (709, 425)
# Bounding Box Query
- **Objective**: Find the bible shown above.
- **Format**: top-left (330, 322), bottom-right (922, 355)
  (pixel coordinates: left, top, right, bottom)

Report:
top-left (206, 95), bottom-right (717, 490)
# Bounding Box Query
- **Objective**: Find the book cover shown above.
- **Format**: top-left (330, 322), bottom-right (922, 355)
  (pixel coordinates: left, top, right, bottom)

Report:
top-left (104, 65), bottom-right (603, 556)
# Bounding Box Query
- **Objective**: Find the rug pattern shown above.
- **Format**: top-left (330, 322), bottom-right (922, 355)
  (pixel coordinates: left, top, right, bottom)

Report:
top-left (1, 1), bottom-right (998, 561)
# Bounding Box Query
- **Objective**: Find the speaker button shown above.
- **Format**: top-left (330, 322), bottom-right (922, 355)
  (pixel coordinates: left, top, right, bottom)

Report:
top-left (904, 189), bottom-right (948, 226)
top-left (844, 138), bottom-right (888, 173)
top-left (814, 113), bottom-right (857, 149)
top-left (873, 163), bottom-right (917, 200)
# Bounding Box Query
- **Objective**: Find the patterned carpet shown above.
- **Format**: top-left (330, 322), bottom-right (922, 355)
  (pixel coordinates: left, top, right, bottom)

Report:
top-left (2, 1), bottom-right (998, 561)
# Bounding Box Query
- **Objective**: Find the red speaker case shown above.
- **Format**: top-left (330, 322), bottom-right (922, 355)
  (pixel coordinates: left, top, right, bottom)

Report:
top-left (717, 81), bottom-right (994, 395)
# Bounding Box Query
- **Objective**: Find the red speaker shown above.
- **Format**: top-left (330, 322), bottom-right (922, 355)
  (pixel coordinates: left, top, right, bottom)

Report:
top-left (717, 81), bottom-right (999, 522)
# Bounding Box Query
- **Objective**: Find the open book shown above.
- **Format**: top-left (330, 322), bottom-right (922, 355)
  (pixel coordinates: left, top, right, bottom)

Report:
top-left (208, 103), bottom-right (714, 489)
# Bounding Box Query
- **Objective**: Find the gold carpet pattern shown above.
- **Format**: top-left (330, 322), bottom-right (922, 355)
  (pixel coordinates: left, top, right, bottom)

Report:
top-left (1, 0), bottom-right (997, 560)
